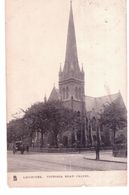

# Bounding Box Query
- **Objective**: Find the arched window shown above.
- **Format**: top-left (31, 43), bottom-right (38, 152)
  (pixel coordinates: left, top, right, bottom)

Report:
top-left (63, 88), bottom-right (65, 99)
top-left (81, 87), bottom-right (84, 96)
top-left (79, 88), bottom-right (81, 99)
top-left (75, 87), bottom-right (78, 99)
top-left (93, 135), bottom-right (97, 142)
top-left (66, 86), bottom-right (69, 99)
top-left (92, 117), bottom-right (96, 131)
top-left (77, 111), bottom-right (80, 117)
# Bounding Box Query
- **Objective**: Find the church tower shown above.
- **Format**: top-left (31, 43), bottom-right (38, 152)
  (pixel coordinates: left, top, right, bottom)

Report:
top-left (59, 2), bottom-right (85, 113)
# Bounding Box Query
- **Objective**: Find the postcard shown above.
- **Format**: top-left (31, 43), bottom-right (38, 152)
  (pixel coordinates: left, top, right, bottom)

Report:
top-left (6, 0), bottom-right (127, 187)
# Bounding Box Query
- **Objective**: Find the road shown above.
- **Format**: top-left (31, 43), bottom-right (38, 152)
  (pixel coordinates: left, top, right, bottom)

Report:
top-left (7, 151), bottom-right (127, 172)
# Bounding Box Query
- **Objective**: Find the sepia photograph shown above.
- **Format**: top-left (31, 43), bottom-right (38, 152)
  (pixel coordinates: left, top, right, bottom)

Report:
top-left (6, 0), bottom-right (127, 187)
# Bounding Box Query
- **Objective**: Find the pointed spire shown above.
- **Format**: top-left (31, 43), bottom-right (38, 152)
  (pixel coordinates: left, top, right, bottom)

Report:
top-left (63, 1), bottom-right (80, 74)
top-left (81, 63), bottom-right (84, 72)
top-left (44, 94), bottom-right (47, 103)
top-left (49, 87), bottom-right (60, 101)
top-left (59, 63), bottom-right (62, 72)
top-left (70, 0), bottom-right (72, 9)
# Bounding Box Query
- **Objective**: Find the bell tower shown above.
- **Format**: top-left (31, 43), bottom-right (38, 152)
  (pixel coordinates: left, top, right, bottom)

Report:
top-left (59, 2), bottom-right (85, 112)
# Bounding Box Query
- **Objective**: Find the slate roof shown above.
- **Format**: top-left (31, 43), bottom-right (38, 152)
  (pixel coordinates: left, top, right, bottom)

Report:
top-left (48, 87), bottom-right (60, 101)
top-left (85, 92), bottom-right (120, 112)
top-left (48, 88), bottom-right (124, 114)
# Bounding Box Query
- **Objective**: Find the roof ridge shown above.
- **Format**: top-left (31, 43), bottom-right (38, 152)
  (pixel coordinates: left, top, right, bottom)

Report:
top-left (85, 92), bottom-right (119, 99)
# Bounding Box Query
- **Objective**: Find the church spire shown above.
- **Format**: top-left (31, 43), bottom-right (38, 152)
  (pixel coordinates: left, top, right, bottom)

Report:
top-left (63, 1), bottom-right (80, 74)
top-left (44, 94), bottom-right (47, 103)
top-left (58, 3), bottom-right (85, 113)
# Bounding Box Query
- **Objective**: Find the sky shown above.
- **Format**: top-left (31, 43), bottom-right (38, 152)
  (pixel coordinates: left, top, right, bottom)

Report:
top-left (6, 0), bottom-right (127, 121)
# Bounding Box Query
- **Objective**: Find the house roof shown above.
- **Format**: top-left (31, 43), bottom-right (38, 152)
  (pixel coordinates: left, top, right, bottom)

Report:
top-left (48, 88), bottom-right (125, 115)
top-left (85, 92), bottom-right (120, 112)
top-left (48, 87), bottom-right (60, 101)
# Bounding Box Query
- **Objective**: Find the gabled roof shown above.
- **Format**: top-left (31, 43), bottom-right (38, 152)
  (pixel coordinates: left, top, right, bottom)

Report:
top-left (48, 87), bottom-right (60, 101)
top-left (85, 92), bottom-right (127, 119)
top-left (85, 92), bottom-right (121, 112)
top-left (48, 87), bottom-right (125, 115)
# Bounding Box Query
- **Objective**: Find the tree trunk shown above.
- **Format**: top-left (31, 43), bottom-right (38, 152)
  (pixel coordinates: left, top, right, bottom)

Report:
top-left (113, 128), bottom-right (116, 144)
top-left (96, 125), bottom-right (100, 160)
top-left (96, 148), bottom-right (100, 160)
top-left (54, 134), bottom-right (58, 148)
top-left (40, 131), bottom-right (44, 148)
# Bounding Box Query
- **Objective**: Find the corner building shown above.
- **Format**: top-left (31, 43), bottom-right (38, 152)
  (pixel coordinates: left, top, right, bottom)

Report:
top-left (48, 2), bottom-right (126, 148)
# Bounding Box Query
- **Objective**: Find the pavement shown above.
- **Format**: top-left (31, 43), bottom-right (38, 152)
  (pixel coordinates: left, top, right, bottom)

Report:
top-left (7, 150), bottom-right (127, 172)
top-left (83, 150), bottom-right (127, 163)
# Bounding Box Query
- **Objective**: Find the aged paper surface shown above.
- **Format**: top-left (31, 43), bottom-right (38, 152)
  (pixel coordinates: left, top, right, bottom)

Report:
top-left (6, 0), bottom-right (127, 187)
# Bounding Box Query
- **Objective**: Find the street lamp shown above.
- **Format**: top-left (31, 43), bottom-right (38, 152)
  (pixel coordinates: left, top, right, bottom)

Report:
top-left (93, 110), bottom-right (102, 160)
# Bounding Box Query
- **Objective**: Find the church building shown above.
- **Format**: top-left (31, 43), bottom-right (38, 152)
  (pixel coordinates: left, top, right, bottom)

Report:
top-left (47, 2), bottom-right (126, 148)
top-left (49, 2), bottom-right (124, 112)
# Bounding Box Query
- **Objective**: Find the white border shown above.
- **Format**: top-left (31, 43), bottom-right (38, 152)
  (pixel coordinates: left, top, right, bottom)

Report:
top-left (0, 0), bottom-right (128, 193)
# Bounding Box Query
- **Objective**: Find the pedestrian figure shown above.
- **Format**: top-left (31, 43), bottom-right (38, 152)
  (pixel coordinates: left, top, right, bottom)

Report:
top-left (26, 145), bottom-right (29, 152)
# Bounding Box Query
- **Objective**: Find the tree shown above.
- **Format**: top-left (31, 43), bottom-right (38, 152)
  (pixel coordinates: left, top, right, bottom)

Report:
top-left (23, 101), bottom-right (50, 147)
top-left (7, 118), bottom-right (26, 143)
top-left (7, 100), bottom-right (84, 148)
top-left (101, 97), bottom-right (127, 145)
top-left (23, 100), bottom-right (81, 147)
